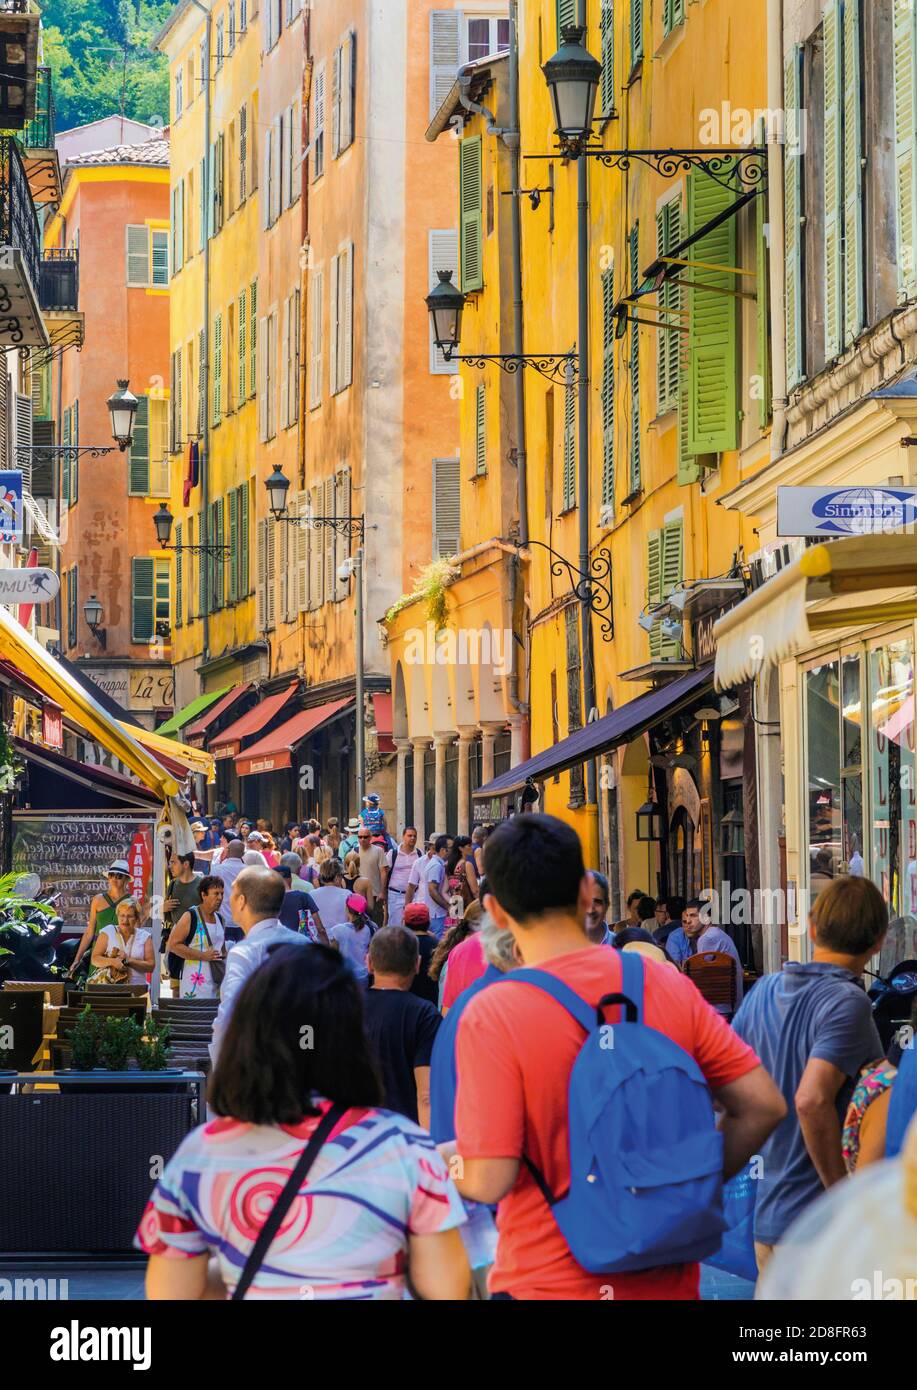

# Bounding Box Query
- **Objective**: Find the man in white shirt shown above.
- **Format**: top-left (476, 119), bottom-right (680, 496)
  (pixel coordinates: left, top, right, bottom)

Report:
top-left (415, 835), bottom-right (450, 940)
top-left (310, 858), bottom-right (352, 930)
top-left (209, 840), bottom-right (247, 937)
top-left (386, 826), bottom-right (421, 926)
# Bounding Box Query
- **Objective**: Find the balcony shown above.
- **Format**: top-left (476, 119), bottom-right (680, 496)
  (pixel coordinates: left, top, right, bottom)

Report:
top-left (0, 2), bottom-right (39, 131)
top-left (35, 247), bottom-right (83, 366)
top-left (16, 67), bottom-right (60, 207)
top-left (0, 134), bottom-right (47, 347)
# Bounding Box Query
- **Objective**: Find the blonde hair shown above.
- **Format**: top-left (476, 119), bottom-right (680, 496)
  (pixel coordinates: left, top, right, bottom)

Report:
top-left (344, 852), bottom-right (360, 877)
top-left (314, 844), bottom-right (331, 867)
top-left (115, 897), bottom-right (141, 929)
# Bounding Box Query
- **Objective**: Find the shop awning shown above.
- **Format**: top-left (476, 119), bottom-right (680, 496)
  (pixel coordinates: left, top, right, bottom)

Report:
top-left (0, 605), bottom-right (180, 800)
top-left (15, 737), bottom-right (161, 809)
top-left (235, 699), bottom-right (353, 778)
top-left (210, 680), bottom-right (300, 755)
top-left (121, 724), bottom-right (216, 783)
top-left (713, 534), bottom-right (917, 690)
top-left (156, 686), bottom-right (232, 737)
top-left (474, 665), bottom-right (715, 798)
top-left (184, 682), bottom-right (253, 740)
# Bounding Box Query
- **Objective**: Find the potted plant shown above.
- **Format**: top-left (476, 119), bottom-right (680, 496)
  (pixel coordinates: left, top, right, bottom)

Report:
top-left (97, 1015), bottom-right (140, 1072)
top-left (134, 1017), bottom-right (172, 1072)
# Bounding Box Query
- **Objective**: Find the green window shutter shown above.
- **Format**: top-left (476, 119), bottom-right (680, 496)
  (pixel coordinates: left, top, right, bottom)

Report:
top-left (197, 330), bottom-right (206, 433)
top-left (823, 0), bottom-right (843, 360)
top-left (600, 1), bottom-right (614, 117)
top-left (175, 522), bottom-right (183, 625)
top-left (630, 0), bottom-right (643, 68)
top-left (661, 519), bottom-right (683, 598)
top-left (756, 187), bottom-right (772, 431)
top-left (648, 524), bottom-right (682, 660)
top-left (71, 400), bottom-right (79, 504)
top-left (249, 282), bottom-right (258, 396)
top-left (459, 136), bottom-right (483, 293)
top-left (199, 509), bottom-right (208, 615)
top-left (785, 46), bottom-right (805, 385)
top-left (213, 313), bottom-right (223, 424)
top-left (629, 223), bottom-right (641, 490)
top-left (475, 384), bottom-right (486, 474)
top-left (843, 0), bottom-right (864, 345)
top-left (647, 528), bottom-right (663, 605)
top-left (601, 266), bottom-right (615, 511)
top-left (211, 498), bottom-right (224, 610)
top-left (128, 395), bottom-right (150, 495)
top-left (240, 483), bottom-right (250, 593)
top-left (238, 288), bottom-right (247, 403)
top-left (228, 488), bottom-right (239, 603)
top-left (151, 229), bottom-right (170, 287)
top-left (61, 407), bottom-right (71, 507)
top-left (895, 1), bottom-right (917, 300)
top-left (557, 0), bottom-right (576, 39)
top-left (656, 201), bottom-right (681, 414)
top-left (686, 169), bottom-right (738, 453)
top-left (131, 557), bottom-right (154, 642)
top-left (562, 371), bottom-right (576, 509)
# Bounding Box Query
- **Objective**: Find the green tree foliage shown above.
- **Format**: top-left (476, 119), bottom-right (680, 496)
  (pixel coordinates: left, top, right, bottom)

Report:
top-left (40, 0), bottom-right (172, 134)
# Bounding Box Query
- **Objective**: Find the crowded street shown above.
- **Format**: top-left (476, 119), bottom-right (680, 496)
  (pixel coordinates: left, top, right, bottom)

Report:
top-left (0, 0), bottom-right (916, 1363)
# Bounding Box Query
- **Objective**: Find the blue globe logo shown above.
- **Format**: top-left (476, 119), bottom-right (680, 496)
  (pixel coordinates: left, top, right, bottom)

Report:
top-left (814, 488), bottom-right (913, 535)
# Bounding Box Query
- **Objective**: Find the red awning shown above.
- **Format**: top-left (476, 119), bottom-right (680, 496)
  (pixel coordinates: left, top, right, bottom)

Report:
top-left (235, 699), bottom-right (353, 778)
top-left (373, 692), bottom-right (395, 753)
top-left (209, 680), bottom-right (299, 755)
top-left (185, 682), bottom-right (253, 742)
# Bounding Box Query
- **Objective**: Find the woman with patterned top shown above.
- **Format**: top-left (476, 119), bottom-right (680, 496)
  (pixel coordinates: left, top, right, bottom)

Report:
top-left (137, 942), bottom-right (470, 1300)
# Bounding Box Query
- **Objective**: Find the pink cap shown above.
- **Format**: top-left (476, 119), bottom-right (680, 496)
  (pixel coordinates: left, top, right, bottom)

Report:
top-left (346, 893), bottom-right (368, 914)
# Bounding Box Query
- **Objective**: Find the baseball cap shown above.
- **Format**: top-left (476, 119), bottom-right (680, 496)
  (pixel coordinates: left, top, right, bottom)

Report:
top-left (275, 864), bottom-right (292, 880)
top-left (403, 902), bottom-right (430, 928)
top-left (365, 792), bottom-right (380, 805)
top-left (107, 859), bottom-right (131, 876)
top-left (346, 893), bottom-right (368, 914)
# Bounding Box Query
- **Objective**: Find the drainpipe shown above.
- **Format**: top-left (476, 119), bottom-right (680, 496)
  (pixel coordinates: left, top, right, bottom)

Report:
top-left (191, 0), bottom-right (212, 666)
top-left (767, 0), bottom-right (787, 460)
top-left (577, 0), bottom-right (597, 806)
top-left (506, 0), bottom-right (529, 739)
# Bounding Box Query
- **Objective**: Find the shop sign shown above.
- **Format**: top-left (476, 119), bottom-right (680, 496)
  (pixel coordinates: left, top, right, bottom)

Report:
top-left (238, 753), bottom-right (289, 776)
top-left (777, 485), bottom-right (917, 537)
top-left (213, 741), bottom-right (240, 760)
top-left (0, 471), bottom-right (23, 544)
top-left (0, 566), bottom-right (59, 603)
top-left (473, 795), bottom-right (507, 825)
top-left (83, 667), bottom-right (175, 713)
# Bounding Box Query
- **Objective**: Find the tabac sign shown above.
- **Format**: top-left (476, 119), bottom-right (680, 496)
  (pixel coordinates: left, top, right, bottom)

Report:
top-left (777, 485), bottom-right (917, 537)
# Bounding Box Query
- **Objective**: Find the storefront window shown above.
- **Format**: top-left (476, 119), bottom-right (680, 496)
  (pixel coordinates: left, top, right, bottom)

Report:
top-left (869, 637), bottom-right (916, 929)
top-left (840, 652), bottom-right (864, 878)
top-left (805, 661), bottom-right (841, 890)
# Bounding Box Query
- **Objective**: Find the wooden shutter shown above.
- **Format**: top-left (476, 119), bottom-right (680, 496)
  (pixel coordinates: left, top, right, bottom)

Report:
top-left (228, 487), bottom-right (239, 603)
top-left (823, 0), bottom-right (843, 359)
top-left (258, 315), bottom-right (268, 440)
top-left (292, 98), bottom-right (303, 201)
top-left (310, 268), bottom-right (323, 406)
top-left (126, 225), bottom-right (149, 286)
top-left (129, 395), bottom-right (150, 495)
top-left (785, 46), bottom-right (805, 384)
top-left (257, 517), bottom-right (268, 630)
top-left (149, 399), bottom-right (170, 495)
top-left (340, 244), bottom-right (353, 390)
top-left (430, 10), bottom-right (460, 121)
top-left (323, 476), bottom-right (335, 597)
top-left (647, 529), bottom-right (662, 606)
top-left (249, 282), bottom-right (258, 396)
top-left (267, 517), bottom-right (277, 629)
top-left (199, 507), bottom-right (209, 615)
top-left (600, 265), bottom-right (614, 511)
top-left (429, 229), bottom-right (460, 372)
top-left (329, 254), bottom-right (339, 391)
top-left (562, 372), bottom-right (576, 509)
top-left (175, 522), bottom-right (183, 624)
top-left (211, 499), bottom-right (224, 610)
top-left (630, 0), bottom-right (643, 67)
top-left (30, 359), bottom-right (49, 419)
top-left (756, 185), bottom-right (772, 431)
top-left (280, 507), bottom-right (291, 621)
top-left (238, 288), bottom-right (246, 403)
top-left (240, 483), bottom-right (250, 593)
top-left (199, 157), bottom-right (206, 251)
top-left (333, 467), bottom-right (351, 600)
top-left (474, 384), bottom-right (486, 475)
top-left (331, 42), bottom-right (342, 158)
top-left (313, 61), bottom-right (326, 178)
top-left (213, 313), bottom-right (223, 424)
top-left (656, 201), bottom-right (681, 413)
top-left (557, 0), bottom-right (577, 39)
top-left (686, 170), bottom-right (738, 453)
top-left (239, 103), bottom-right (247, 201)
top-left (661, 520), bottom-right (683, 597)
top-left (295, 492), bottom-right (309, 611)
top-left (290, 287), bottom-right (301, 422)
top-left (459, 136), bottom-right (483, 293)
top-left (342, 32), bottom-right (355, 152)
top-left (843, 0), bottom-right (864, 344)
top-left (309, 483), bottom-right (323, 608)
top-left (600, 0), bottom-right (614, 117)
top-left (433, 456), bottom-right (460, 557)
top-left (216, 132), bottom-right (225, 230)
top-left (280, 296), bottom-right (290, 428)
top-left (61, 406), bottom-right (71, 507)
top-left (895, 2), bottom-right (917, 300)
top-left (629, 223), bottom-right (641, 489)
top-left (132, 557), bottom-right (154, 642)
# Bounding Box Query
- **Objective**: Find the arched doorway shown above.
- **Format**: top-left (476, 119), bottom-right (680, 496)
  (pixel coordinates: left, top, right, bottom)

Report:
top-left (670, 806), bottom-right (696, 901)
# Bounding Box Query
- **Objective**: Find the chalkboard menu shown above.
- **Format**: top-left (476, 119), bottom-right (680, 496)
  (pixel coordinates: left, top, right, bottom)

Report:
top-left (11, 814), bottom-right (156, 932)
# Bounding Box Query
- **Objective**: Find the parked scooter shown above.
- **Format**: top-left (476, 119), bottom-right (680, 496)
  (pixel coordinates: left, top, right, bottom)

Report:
top-left (867, 958), bottom-right (917, 1053)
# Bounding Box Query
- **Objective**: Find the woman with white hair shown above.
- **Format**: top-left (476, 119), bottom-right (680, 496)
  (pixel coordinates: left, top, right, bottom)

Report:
top-left (89, 897), bottom-right (153, 987)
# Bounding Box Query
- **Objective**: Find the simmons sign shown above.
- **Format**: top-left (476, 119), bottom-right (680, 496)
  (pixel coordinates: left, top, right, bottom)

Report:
top-left (777, 485), bottom-right (917, 537)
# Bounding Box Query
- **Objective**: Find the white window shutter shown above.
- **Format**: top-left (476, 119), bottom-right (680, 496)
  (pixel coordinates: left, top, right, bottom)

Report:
top-left (313, 62), bottom-right (326, 177)
top-left (429, 228), bottom-right (459, 372)
top-left (280, 297), bottom-right (290, 429)
top-left (823, 0), bottom-right (843, 360)
top-left (430, 10), bottom-right (461, 121)
top-left (290, 287), bottom-right (301, 423)
top-left (309, 483), bottom-right (323, 608)
top-left (322, 476), bottom-right (336, 597)
top-left (895, 3), bottom-right (917, 300)
top-left (843, 0), bottom-right (864, 345)
top-left (296, 492), bottom-right (309, 610)
top-left (292, 100), bottom-right (302, 200)
top-left (280, 508), bottom-right (291, 622)
top-left (258, 316), bottom-right (268, 440)
top-left (433, 456), bottom-right (461, 557)
top-left (331, 44), bottom-right (342, 157)
top-left (262, 127), bottom-right (272, 229)
top-left (126, 224), bottom-right (149, 286)
top-left (310, 269), bottom-right (323, 407)
top-left (340, 244), bottom-right (353, 390)
top-left (334, 466), bottom-right (351, 601)
top-left (266, 516), bottom-right (277, 629)
top-left (329, 254), bottom-right (339, 392)
top-left (257, 517), bottom-right (267, 630)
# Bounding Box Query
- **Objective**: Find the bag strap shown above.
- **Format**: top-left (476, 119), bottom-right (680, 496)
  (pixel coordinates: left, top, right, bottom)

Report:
top-left (232, 1103), bottom-right (346, 1301)
top-left (498, 967), bottom-right (598, 1033)
top-left (619, 950), bottom-right (645, 1022)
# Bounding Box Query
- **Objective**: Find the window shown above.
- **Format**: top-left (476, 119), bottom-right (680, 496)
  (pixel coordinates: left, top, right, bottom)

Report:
top-left (170, 350), bottom-right (182, 452)
top-left (185, 55), bottom-right (194, 107)
top-left (258, 308), bottom-right (277, 441)
top-left (197, 329), bottom-right (206, 434)
top-left (62, 402), bottom-right (79, 507)
top-left (464, 15), bottom-right (509, 63)
top-left (556, 0), bottom-right (576, 40)
top-left (662, 0), bottom-right (685, 38)
top-left (216, 15), bottom-right (225, 68)
top-left (239, 103), bottom-right (248, 203)
top-left (312, 61), bottom-right (326, 179)
top-left (199, 156), bottom-right (206, 252)
top-left (174, 68), bottom-right (183, 121)
top-left (132, 557), bottom-right (171, 643)
top-left (655, 196), bottom-right (681, 414)
top-left (430, 10), bottom-right (461, 121)
top-left (263, 0), bottom-right (282, 52)
top-left (249, 280), bottom-right (258, 397)
top-left (126, 225), bottom-right (169, 288)
top-left (309, 267), bottom-right (323, 408)
top-left (433, 456), bottom-right (460, 557)
top-left (330, 243), bottom-right (353, 394)
top-left (238, 287), bottom-right (247, 404)
top-left (213, 313), bottom-right (223, 426)
top-left (211, 134), bottom-right (225, 235)
top-left (228, 490), bottom-right (239, 604)
top-left (171, 185), bottom-right (184, 273)
top-left (646, 521), bottom-right (684, 659)
top-left (630, 0), bottom-right (644, 70)
top-left (66, 566), bottom-right (78, 649)
top-left (287, 0), bottom-right (303, 20)
top-left (240, 0), bottom-right (247, 32)
top-left (562, 367), bottom-right (575, 510)
top-left (474, 385), bottom-right (486, 475)
top-left (628, 221), bottom-right (641, 492)
top-left (685, 169), bottom-right (738, 453)
top-left (600, 265), bottom-right (615, 515)
top-left (332, 32), bottom-right (356, 158)
top-left (600, 0), bottom-right (615, 117)
top-left (175, 522), bottom-right (183, 624)
top-left (226, 301), bottom-right (235, 413)
top-left (185, 170), bottom-right (194, 259)
top-left (281, 288), bottom-right (300, 427)
top-left (291, 98), bottom-right (302, 201)
top-left (429, 229), bottom-right (459, 372)
top-left (459, 135), bottom-right (483, 292)
top-left (210, 498), bottom-right (225, 610)
top-left (128, 396), bottom-right (170, 496)
top-left (565, 605), bottom-right (585, 807)
top-left (229, 0), bottom-right (236, 50)
top-left (257, 516), bottom-right (277, 631)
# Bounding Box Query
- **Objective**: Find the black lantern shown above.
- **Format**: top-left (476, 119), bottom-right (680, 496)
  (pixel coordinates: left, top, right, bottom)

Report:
top-left (425, 269), bottom-right (466, 358)
top-left (542, 24), bottom-right (602, 153)
top-left (107, 379), bottom-right (139, 451)
top-left (265, 464), bottom-right (291, 520)
top-left (153, 503), bottom-right (174, 548)
top-left (636, 796), bottom-right (662, 843)
top-left (83, 593), bottom-right (106, 648)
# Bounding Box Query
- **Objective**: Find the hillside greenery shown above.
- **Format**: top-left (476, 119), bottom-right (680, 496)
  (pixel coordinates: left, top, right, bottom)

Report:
top-left (40, 1), bottom-right (171, 134)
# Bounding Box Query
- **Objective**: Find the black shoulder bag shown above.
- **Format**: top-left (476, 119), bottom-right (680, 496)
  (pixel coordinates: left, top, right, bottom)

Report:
top-left (231, 1104), bottom-right (346, 1301)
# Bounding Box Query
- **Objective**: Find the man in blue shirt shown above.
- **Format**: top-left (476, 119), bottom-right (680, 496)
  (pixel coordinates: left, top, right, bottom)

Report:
top-left (732, 875), bottom-right (886, 1274)
top-left (665, 898), bottom-right (744, 1013)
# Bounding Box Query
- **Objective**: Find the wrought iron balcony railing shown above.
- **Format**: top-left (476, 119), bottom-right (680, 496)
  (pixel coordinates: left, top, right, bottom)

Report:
top-left (19, 65), bottom-right (53, 151)
top-left (39, 247), bottom-right (78, 312)
top-left (0, 133), bottom-right (39, 292)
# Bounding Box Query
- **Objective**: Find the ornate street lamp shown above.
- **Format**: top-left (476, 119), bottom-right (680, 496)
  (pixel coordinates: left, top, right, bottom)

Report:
top-left (83, 593), bottom-right (106, 649)
top-left (107, 379), bottom-right (139, 452)
top-left (424, 272), bottom-right (579, 384)
top-left (426, 269), bottom-right (466, 357)
top-left (542, 24), bottom-right (602, 156)
top-left (153, 503), bottom-right (174, 548)
top-left (265, 464), bottom-right (292, 521)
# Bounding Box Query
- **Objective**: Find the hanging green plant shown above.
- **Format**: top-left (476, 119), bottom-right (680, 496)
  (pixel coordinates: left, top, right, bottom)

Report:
top-left (385, 558), bottom-right (460, 630)
top-left (0, 722), bottom-right (22, 796)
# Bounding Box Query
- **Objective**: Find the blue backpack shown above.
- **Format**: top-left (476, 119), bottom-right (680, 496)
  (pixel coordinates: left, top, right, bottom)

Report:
top-left (500, 952), bottom-right (726, 1273)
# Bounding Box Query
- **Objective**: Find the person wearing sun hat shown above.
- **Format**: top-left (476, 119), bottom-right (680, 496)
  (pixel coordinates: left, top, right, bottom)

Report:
top-left (70, 858), bottom-right (136, 978)
top-left (340, 817), bottom-right (362, 857)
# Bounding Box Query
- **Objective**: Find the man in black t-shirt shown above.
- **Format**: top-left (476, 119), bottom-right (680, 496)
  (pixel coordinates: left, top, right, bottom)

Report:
top-left (363, 927), bottom-right (442, 1128)
top-left (403, 901), bottom-right (438, 1005)
top-left (273, 865), bottom-right (328, 943)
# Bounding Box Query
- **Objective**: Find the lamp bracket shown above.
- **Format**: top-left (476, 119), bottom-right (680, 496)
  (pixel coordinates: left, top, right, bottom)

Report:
top-left (446, 351), bottom-right (579, 385)
top-left (515, 540), bottom-right (613, 642)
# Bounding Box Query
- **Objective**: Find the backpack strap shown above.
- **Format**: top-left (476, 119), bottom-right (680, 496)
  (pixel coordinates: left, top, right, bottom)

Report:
top-left (499, 968), bottom-right (597, 1032)
top-left (618, 950), bottom-right (645, 1022)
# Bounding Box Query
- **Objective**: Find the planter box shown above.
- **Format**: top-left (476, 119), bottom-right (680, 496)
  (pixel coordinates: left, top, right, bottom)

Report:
top-left (0, 1071), bottom-right (205, 1255)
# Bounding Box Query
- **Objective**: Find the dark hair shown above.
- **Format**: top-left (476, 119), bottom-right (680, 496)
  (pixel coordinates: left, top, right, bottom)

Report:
top-left (636, 895), bottom-right (657, 920)
top-left (198, 874), bottom-right (223, 897)
top-left (434, 834), bottom-right (450, 854)
top-left (172, 851), bottom-right (196, 869)
top-left (666, 896), bottom-right (686, 920)
top-left (812, 876), bottom-right (888, 956)
top-left (614, 926), bottom-right (656, 949)
top-left (320, 857), bottom-right (343, 884)
top-left (275, 865), bottom-right (292, 880)
top-left (429, 919), bottom-right (474, 982)
top-left (626, 890), bottom-right (645, 907)
top-left (445, 841), bottom-right (464, 876)
top-left (209, 944), bottom-right (383, 1122)
top-left (402, 825), bottom-right (417, 834)
top-left (476, 874), bottom-right (489, 902)
top-left (483, 813), bottom-right (585, 924)
top-left (368, 926), bottom-right (419, 977)
top-left (685, 898), bottom-right (705, 912)
top-left (589, 870), bottom-right (610, 904)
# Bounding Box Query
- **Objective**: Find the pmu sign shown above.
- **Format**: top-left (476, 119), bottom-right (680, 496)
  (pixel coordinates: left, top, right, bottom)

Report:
top-left (777, 485), bottom-right (917, 537)
top-left (0, 567), bottom-right (60, 603)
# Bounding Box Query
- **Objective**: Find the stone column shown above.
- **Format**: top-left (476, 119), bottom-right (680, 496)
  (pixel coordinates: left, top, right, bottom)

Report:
top-left (433, 733), bottom-right (454, 836)
top-left (507, 714), bottom-right (527, 768)
top-left (479, 721), bottom-right (503, 786)
top-left (412, 738), bottom-right (429, 841)
top-left (393, 738), bottom-right (411, 836)
top-left (456, 726), bottom-right (477, 836)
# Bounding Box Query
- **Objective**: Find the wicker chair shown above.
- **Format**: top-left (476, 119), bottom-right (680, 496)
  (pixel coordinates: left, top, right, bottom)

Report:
top-left (2, 979), bottom-right (66, 1007)
top-left (683, 950), bottom-right (739, 1018)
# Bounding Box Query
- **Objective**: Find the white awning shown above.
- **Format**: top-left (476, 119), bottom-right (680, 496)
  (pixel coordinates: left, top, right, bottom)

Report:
top-left (714, 534), bottom-right (917, 690)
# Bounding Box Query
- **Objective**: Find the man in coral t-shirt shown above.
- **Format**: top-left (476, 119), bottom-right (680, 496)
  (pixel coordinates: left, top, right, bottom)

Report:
top-left (450, 814), bottom-right (786, 1301)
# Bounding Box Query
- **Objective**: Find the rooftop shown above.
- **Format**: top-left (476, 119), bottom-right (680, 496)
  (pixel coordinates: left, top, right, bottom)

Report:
top-left (64, 136), bottom-right (170, 169)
